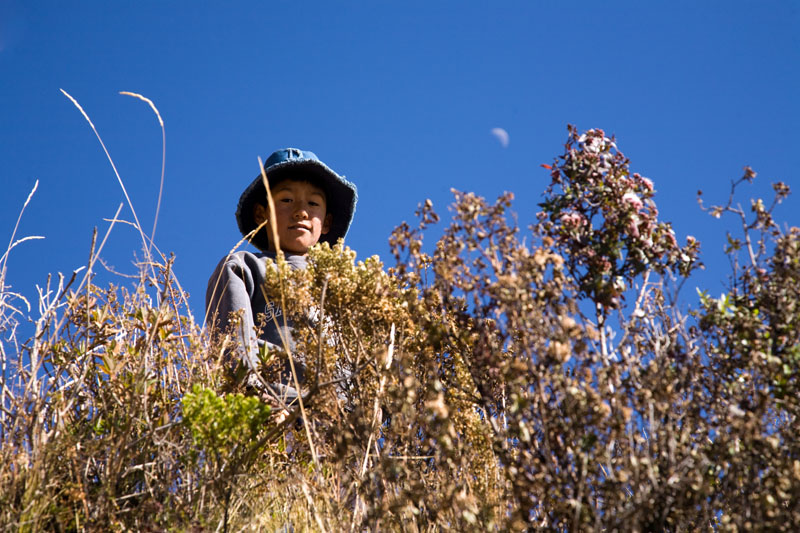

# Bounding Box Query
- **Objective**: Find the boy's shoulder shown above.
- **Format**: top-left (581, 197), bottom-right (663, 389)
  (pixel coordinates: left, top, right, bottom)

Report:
top-left (212, 250), bottom-right (267, 268)
top-left (212, 250), bottom-right (307, 274)
top-left (207, 251), bottom-right (308, 299)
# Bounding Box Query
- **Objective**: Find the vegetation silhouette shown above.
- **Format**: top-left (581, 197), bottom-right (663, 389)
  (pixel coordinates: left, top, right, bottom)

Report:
top-left (1, 120), bottom-right (797, 531)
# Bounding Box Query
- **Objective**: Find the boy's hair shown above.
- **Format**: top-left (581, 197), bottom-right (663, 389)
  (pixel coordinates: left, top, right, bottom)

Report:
top-left (235, 148), bottom-right (357, 253)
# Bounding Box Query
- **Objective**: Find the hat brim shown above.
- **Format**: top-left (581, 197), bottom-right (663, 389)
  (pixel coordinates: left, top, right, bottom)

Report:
top-left (236, 159), bottom-right (357, 252)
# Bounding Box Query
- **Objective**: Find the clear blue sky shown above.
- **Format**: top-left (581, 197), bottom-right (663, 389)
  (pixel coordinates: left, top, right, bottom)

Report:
top-left (1, 1), bottom-right (798, 327)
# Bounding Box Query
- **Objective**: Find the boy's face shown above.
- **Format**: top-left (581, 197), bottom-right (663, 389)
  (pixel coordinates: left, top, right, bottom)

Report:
top-left (253, 179), bottom-right (332, 255)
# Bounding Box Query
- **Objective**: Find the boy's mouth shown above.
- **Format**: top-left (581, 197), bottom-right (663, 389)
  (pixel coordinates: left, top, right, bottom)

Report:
top-left (289, 224), bottom-right (311, 232)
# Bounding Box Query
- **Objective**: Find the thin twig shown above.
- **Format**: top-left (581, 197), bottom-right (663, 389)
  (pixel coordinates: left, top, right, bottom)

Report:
top-left (60, 89), bottom-right (154, 275)
top-left (120, 92), bottom-right (166, 264)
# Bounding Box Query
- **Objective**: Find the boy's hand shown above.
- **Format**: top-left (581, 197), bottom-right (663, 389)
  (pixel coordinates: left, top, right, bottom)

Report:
top-left (274, 408), bottom-right (290, 425)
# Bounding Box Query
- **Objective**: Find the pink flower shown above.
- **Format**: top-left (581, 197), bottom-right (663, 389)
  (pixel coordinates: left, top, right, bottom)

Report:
top-left (579, 129), bottom-right (609, 154)
top-left (622, 192), bottom-right (643, 211)
top-left (666, 231), bottom-right (677, 248)
top-left (585, 137), bottom-right (603, 153)
top-left (628, 218), bottom-right (640, 238)
top-left (632, 173), bottom-right (654, 192)
top-left (560, 212), bottom-right (584, 228)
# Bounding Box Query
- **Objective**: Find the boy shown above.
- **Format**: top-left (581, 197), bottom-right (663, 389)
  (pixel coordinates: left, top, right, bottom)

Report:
top-left (205, 148), bottom-right (357, 404)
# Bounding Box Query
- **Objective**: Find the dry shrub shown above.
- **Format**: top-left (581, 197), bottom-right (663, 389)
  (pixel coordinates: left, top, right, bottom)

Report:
top-left (0, 126), bottom-right (798, 531)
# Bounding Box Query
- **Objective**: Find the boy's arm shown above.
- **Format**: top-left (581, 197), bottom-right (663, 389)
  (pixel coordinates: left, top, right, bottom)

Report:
top-left (205, 252), bottom-right (304, 406)
top-left (205, 253), bottom-right (262, 373)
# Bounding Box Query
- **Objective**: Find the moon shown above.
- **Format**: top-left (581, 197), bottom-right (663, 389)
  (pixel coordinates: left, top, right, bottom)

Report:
top-left (491, 127), bottom-right (509, 148)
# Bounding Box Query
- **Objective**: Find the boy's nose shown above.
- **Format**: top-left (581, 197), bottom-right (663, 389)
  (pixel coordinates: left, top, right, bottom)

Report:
top-left (293, 207), bottom-right (308, 219)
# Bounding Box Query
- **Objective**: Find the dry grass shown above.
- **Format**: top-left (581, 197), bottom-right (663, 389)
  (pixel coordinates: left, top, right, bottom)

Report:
top-left (1, 102), bottom-right (798, 531)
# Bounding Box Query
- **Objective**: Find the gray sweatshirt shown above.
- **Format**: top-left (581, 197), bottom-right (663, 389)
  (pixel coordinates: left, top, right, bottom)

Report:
top-left (205, 250), bottom-right (308, 400)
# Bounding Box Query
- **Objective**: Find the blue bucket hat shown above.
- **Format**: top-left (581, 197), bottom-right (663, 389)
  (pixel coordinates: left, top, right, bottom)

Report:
top-left (236, 148), bottom-right (358, 252)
